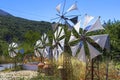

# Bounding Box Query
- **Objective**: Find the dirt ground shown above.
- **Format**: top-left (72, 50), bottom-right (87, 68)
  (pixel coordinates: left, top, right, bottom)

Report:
top-left (0, 70), bottom-right (38, 80)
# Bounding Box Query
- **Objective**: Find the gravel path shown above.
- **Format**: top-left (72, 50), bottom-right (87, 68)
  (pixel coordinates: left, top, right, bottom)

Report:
top-left (0, 70), bottom-right (38, 80)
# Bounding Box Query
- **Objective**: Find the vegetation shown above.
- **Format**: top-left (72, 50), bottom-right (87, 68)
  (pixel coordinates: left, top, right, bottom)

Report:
top-left (104, 20), bottom-right (120, 56)
top-left (0, 15), bottom-right (52, 56)
top-left (0, 14), bottom-right (120, 79)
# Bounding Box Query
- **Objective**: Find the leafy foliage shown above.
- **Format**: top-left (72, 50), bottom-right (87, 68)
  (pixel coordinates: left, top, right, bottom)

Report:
top-left (104, 20), bottom-right (120, 57)
top-left (0, 15), bottom-right (52, 55)
top-left (0, 15), bottom-right (52, 43)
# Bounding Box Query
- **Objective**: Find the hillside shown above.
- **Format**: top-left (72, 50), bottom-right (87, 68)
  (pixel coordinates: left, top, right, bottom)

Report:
top-left (0, 14), bottom-right (52, 43)
top-left (0, 9), bottom-right (12, 16)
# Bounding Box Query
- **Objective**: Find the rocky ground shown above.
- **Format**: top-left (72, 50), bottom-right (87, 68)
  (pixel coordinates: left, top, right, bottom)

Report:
top-left (0, 70), bottom-right (38, 80)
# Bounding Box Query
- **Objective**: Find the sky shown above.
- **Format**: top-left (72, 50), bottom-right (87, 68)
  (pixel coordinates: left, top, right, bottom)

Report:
top-left (0, 0), bottom-right (120, 23)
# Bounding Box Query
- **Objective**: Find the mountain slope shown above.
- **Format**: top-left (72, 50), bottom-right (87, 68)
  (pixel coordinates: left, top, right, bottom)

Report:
top-left (0, 9), bottom-right (12, 16)
top-left (0, 12), bottom-right (52, 42)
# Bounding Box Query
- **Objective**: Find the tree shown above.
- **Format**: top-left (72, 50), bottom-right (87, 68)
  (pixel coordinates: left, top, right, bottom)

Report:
top-left (21, 30), bottom-right (40, 54)
top-left (104, 20), bottom-right (120, 57)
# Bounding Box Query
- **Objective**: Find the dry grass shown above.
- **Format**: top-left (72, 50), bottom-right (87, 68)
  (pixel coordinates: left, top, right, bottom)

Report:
top-left (71, 57), bottom-right (120, 80)
top-left (99, 61), bottom-right (120, 80)
top-left (0, 56), bottom-right (14, 64)
top-left (1, 54), bottom-right (120, 80)
top-left (71, 57), bottom-right (86, 80)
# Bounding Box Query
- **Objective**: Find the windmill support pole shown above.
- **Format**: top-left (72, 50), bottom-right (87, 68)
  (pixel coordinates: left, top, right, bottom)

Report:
top-left (91, 59), bottom-right (94, 80)
top-left (14, 56), bottom-right (17, 70)
top-left (85, 57), bottom-right (100, 80)
top-left (106, 55), bottom-right (109, 80)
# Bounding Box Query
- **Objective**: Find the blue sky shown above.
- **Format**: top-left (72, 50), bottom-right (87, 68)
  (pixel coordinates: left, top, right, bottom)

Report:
top-left (0, 0), bottom-right (120, 23)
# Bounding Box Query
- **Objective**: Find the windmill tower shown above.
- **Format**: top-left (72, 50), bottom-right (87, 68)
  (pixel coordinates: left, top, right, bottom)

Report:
top-left (52, 1), bottom-right (79, 79)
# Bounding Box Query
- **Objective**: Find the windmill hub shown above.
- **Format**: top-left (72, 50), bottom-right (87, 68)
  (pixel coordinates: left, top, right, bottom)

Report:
top-left (55, 41), bottom-right (60, 46)
top-left (81, 34), bottom-right (86, 41)
top-left (60, 15), bottom-right (68, 20)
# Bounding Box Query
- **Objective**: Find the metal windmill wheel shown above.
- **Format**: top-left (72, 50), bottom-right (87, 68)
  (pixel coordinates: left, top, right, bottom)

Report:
top-left (52, 0), bottom-right (79, 30)
top-left (69, 14), bottom-right (110, 80)
top-left (34, 33), bottom-right (49, 61)
top-left (52, 26), bottom-right (65, 61)
top-left (69, 15), bottom-right (108, 62)
top-left (8, 42), bottom-right (18, 58)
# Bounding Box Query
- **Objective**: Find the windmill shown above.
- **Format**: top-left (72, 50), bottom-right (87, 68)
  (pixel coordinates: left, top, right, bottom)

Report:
top-left (69, 14), bottom-right (110, 80)
top-left (34, 40), bottom-right (42, 58)
top-left (52, 26), bottom-right (65, 61)
top-left (52, 0), bottom-right (79, 30)
top-left (8, 42), bottom-right (18, 58)
top-left (8, 42), bottom-right (19, 70)
top-left (52, 0), bottom-right (80, 59)
top-left (34, 33), bottom-right (50, 62)
top-left (52, 2), bottom-right (80, 79)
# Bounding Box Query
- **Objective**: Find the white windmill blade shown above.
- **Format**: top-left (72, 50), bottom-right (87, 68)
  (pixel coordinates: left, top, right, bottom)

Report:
top-left (36, 40), bottom-right (42, 47)
top-left (45, 36), bottom-right (49, 43)
top-left (38, 48), bottom-right (44, 55)
top-left (73, 21), bottom-right (81, 34)
top-left (9, 42), bottom-right (18, 48)
top-left (104, 36), bottom-right (110, 51)
top-left (57, 26), bottom-right (64, 38)
top-left (57, 45), bottom-right (64, 55)
top-left (53, 45), bottom-right (63, 60)
top-left (70, 42), bottom-right (80, 57)
top-left (67, 3), bottom-right (77, 12)
top-left (55, 38), bottom-right (64, 57)
top-left (8, 47), bottom-right (12, 51)
top-left (55, 52), bottom-right (59, 61)
top-left (13, 42), bottom-right (18, 48)
top-left (52, 39), bottom-right (56, 46)
top-left (69, 32), bottom-right (77, 42)
top-left (53, 47), bottom-right (57, 57)
top-left (9, 44), bottom-right (12, 48)
top-left (83, 15), bottom-right (94, 29)
top-left (77, 45), bottom-right (86, 62)
top-left (41, 33), bottom-right (49, 43)
top-left (56, 3), bottom-right (61, 13)
top-left (44, 47), bottom-right (51, 58)
top-left (54, 26), bottom-right (62, 39)
top-left (14, 49), bottom-right (18, 53)
top-left (59, 38), bottom-right (65, 49)
top-left (44, 46), bottom-right (50, 58)
top-left (89, 34), bottom-right (110, 50)
top-left (42, 49), bottom-right (47, 58)
top-left (86, 17), bottom-right (104, 33)
top-left (52, 23), bottom-right (59, 31)
top-left (9, 52), bottom-right (16, 58)
top-left (41, 33), bottom-right (46, 41)
top-left (53, 47), bottom-right (59, 60)
top-left (44, 48), bottom-right (48, 58)
top-left (52, 44), bottom-right (64, 61)
top-left (54, 29), bottom-right (58, 39)
top-left (53, 26), bottom-right (64, 45)
top-left (42, 50), bottom-right (47, 58)
top-left (34, 50), bottom-right (41, 57)
top-left (87, 42), bottom-right (102, 59)
top-left (52, 26), bottom-right (65, 60)
top-left (41, 33), bottom-right (45, 40)
top-left (11, 42), bottom-right (18, 48)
